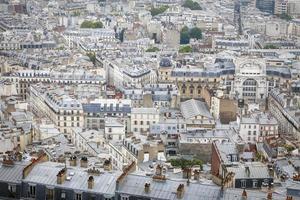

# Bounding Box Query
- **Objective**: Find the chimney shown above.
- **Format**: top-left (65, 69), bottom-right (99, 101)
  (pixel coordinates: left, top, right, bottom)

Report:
top-left (103, 159), bottom-right (112, 171)
top-left (267, 191), bottom-right (272, 200)
top-left (80, 157), bottom-right (88, 168)
top-left (193, 170), bottom-right (200, 180)
top-left (69, 155), bottom-right (77, 166)
top-left (242, 189), bottom-right (247, 200)
top-left (155, 164), bottom-right (162, 176)
top-left (144, 182), bottom-right (150, 193)
top-left (16, 152), bottom-right (22, 161)
top-left (88, 176), bottom-right (94, 189)
top-left (57, 168), bottom-right (67, 184)
top-left (176, 184), bottom-right (185, 199)
top-left (182, 168), bottom-right (192, 179)
top-left (2, 155), bottom-right (14, 166)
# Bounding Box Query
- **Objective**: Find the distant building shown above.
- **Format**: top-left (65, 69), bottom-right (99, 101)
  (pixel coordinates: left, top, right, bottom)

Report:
top-left (256, 0), bottom-right (275, 14)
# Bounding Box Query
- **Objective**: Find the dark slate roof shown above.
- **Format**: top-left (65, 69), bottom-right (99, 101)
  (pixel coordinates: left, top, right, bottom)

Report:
top-left (82, 103), bottom-right (131, 114)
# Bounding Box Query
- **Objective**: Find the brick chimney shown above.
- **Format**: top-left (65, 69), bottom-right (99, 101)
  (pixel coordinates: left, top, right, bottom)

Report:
top-left (103, 159), bottom-right (112, 171)
top-left (144, 182), bottom-right (150, 193)
top-left (242, 189), bottom-right (247, 200)
top-left (155, 164), bottom-right (162, 176)
top-left (267, 191), bottom-right (272, 200)
top-left (88, 176), bottom-right (94, 189)
top-left (182, 168), bottom-right (192, 179)
top-left (176, 184), bottom-right (185, 199)
top-left (69, 156), bottom-right (77, 166)
top-left (80, 157), bottom-right (88, 168)
top-left (193, 170), bottom-right (200, 180)
top-left (16, 152), bottom-right (22, 161)
top-left (57, 168), bottom-right (67, 184)
top-left (2, 155), bottom-right (14, 166)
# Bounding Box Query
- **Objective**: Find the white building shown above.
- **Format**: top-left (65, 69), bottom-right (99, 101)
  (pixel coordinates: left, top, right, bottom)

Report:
top-left (104, 118), bottom-right (125, 141)
top-left (239, 113), bottom-right (279, 143)
top-left (70, 128), bottom-right (105, 156)
top-left (131, 107), bottom-right (160, 133)
top-left (232, 58), bottom-right (268, 103)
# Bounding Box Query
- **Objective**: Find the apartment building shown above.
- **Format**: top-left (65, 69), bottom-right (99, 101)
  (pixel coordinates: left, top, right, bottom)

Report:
top-left (29, 84), bottom-right (84, 137)
top-left (131, 107), bottom-right (160, 134)
top-left (268, 89), bottom-right (300, 139)
top-left (239, 113), bottom-right (279, 143)
top-left (122, 136), bottom-right (165, 164)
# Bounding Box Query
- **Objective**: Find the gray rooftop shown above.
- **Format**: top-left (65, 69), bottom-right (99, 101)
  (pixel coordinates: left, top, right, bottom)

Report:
top-left (24, 162), bottom-right (121, 195)
top-left (180, 99), bottom-right (212, 119)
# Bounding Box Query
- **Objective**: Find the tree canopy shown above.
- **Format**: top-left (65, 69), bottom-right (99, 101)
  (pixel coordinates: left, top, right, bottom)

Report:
top-left (264, 44), bottom-right (278, 49)
top-left (279, 13), bottom-right (293, 21)
top-left (86, 52), bottom-right (96, 64)
top-left (179, 45), bottom-right (192, 53)
top-left (150, 6), bottom-right (169, 16)
top-left (180, 26), bottom-right (202, 44)
top-left (169, 158), bottom-right (203, 170)
top-left (146, 47), bottom-right (160, 52)
top-left (80, 20), bottom-right (103, 29)
top-left (183, 0), bottom-right (202, 10)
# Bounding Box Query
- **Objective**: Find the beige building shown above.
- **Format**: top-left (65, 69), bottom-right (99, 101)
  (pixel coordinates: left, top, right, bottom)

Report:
top-left (29, 84), bottom-right (84, 137)
top-left (131, 107), bottom-right (160, 134)
top-left (122, 136), bottom-right (165, 164)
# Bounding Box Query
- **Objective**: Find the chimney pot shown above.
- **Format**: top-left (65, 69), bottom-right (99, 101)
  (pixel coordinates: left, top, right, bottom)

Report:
top-left (80, 157), bottom-right (88, 168)
top-left (88, 176), bottom-right (94, 189)
top-left (176, 184), bottom-right (185, 199)
top-left (144, 182), bottom-right (150, 193)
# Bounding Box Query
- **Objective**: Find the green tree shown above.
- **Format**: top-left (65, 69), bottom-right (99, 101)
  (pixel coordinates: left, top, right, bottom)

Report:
top-left (80, 20), bottom-right (103, 28)
top-left (284, 144), bottom-right (295, 152)
top-left (183, 0), bottom-right (202, 10)
top-left (264, 44), bottom-right (278, 49)
top-left (189, 27), bottom-right (202, 40)
top-left (86, 52), bottom-right (96, 64)
top-left (279, 13), bottom-right (292, 21)
top-left (150, 6), bottom-right (169, 16)
top-left (146, 47), bottom-right (160, 52)
top-left (180, 31), bottom-right (190, 44)
top-left (180, 26), bottom-right (202, 44)
top-left (179, 45), bottom-right (192, 53)
top-left (169, 158), bottom-right (203, 170)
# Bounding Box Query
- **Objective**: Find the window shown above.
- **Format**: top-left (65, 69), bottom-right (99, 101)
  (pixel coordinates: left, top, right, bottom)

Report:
top-left (241, 180), bottom-right (246, 188)
top-left (121, 195), bottom-right (130, 200)
top-left (75, 193), bottom-right (82, 200)
top-left (61, 191), bottom-right (66, 200)
top-left (46, 188), bottom-right (54, 200)
top-left (88, 194), bottom-right (96, 200)
top-left (29, 185), bottom-right (36, 197)
top-left (248, 131), bottom-right (251, 135)
top-left (8, 184), bottom-right (16, 193)
top-left (140, 121), bottom-right (143, 125)
top-left (253, 180), bottom-right (258, 188)
top-left (134, 121), bottom-right (137, 125)
top-left (263, 179), bottom-right (269, 186)
top-left (108, 128), bottom-right (112, 133)
top-left (253, 131), bottom-right (256, 135)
